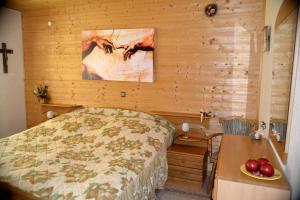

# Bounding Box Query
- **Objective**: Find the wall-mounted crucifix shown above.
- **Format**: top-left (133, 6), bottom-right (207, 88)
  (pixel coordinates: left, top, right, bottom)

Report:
top-left (0, 42), bottom-right (14, 73)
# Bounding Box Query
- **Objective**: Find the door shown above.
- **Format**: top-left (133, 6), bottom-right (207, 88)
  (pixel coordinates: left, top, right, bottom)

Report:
top-left (0, 7), bottom-right (26, 137)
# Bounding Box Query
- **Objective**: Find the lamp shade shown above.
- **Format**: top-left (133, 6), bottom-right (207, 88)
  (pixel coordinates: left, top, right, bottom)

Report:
top-left (46, 111), bottom-right (55, 119)
top-left (182, 122), bottom-right (190, 132)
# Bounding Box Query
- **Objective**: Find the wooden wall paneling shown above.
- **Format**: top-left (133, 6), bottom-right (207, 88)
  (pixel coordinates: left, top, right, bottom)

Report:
top-left (275, 0), bottom-right (299, 29)
top-left (18, 0), bottom-right (265, 128)
top-left (271, 8), bottom-right (298, 120)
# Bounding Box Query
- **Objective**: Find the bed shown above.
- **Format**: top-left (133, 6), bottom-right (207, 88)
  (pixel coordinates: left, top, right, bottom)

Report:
top-left (0, 107), bottom-right (175, 199)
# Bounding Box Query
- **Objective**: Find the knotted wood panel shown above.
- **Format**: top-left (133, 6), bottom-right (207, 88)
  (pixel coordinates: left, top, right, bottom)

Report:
top-left (20, 0), bottom-right (265, 127)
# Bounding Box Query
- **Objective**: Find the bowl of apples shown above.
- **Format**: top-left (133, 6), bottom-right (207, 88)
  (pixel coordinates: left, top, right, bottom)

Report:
top-left (240, 158), bottom-right (282, 180)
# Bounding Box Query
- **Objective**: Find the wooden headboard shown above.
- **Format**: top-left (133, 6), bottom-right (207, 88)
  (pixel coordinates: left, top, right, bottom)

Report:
top-left (152, 111), bottom-right (212, 147)
top-left (151, 111), bottom-right (211, 129)
top-left (151, 110), bottom-right (212, 144)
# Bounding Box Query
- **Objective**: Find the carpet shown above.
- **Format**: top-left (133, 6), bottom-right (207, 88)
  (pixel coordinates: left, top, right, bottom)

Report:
top-left (156, 189), bottom-right (210, 200)
top-left (155, 177), bottom-right (211, 200)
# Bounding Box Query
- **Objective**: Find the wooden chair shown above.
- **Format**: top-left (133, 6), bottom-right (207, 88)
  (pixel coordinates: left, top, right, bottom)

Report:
top-left (200, 132), bottom-right (224, 194)
top-left (204, 117), bottom-right (258, 195)
top-left (219, 116), bottom-right (258, 136)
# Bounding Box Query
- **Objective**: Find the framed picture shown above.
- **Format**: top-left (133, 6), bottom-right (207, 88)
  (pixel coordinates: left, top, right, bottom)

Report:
top-left (81, 28), bottom-right (154, 82)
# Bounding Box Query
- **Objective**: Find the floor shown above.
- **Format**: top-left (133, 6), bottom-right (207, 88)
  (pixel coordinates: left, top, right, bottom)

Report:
top-left (156, 189), bottom-right (210, 200)
top-left (155, 177), bottom-right (211, 200)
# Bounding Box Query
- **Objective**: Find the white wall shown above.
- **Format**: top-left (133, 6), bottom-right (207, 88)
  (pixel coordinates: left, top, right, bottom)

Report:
top-left (259, 0), bottom-right (283, 136)
top-left (260, 1), bottom-right (300, 199)
top-left (286, 9), bottom-right (300, 199)
top-left (0, 7), bottom-right (26, 137)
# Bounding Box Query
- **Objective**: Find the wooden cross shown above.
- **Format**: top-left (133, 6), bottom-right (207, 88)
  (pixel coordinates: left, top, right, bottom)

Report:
top-left (0, 42), bottom-right (14, 73)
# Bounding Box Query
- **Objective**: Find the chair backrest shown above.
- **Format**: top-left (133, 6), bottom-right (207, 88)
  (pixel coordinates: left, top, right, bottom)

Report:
top-left (219, 117), bottom-right (258, 136)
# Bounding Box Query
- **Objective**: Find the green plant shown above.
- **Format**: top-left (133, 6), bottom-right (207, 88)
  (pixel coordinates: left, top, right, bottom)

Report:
top-left (33, 84), bottom-right (49, 102)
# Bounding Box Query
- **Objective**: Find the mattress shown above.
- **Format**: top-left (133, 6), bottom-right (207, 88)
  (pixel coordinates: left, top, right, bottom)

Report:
top-left (0, 107), bottom-right (175, 199)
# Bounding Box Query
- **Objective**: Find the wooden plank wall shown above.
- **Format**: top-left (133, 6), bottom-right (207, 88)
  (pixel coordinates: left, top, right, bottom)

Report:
top-left (271, 8), bottom-right (298, 120)
top-left (20, 0), bottom-right (265, 128)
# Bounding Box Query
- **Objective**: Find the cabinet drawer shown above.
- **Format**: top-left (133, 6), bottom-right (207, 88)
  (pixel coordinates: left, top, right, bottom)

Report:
top-left (168, 149), bottom-right (204, 160)
top-left (168, 164), bottom-right (203, 182)
top-left (167, 176), bottom-right (202, 185)
top-left (167, 155), bottom-right (203, 169)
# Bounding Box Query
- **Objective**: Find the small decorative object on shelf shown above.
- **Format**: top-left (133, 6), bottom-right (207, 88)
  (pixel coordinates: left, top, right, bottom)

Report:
top-left (200, 111), bottom-right (214, 123)
top-left (181, 122), bottom-right (190, 139)
top-left (251, 121), bottom-right (266, 140)
top-left (260, 121), bottom-right (267, 130)
top-left (33, 84), bottom-right (49, 104)
top-left (251, 129), bottom-right (263, 140)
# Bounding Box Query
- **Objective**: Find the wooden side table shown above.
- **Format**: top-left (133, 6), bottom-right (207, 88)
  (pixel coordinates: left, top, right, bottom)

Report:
top-left (40, 103), bottom-right (82, 122)
top-left (167, 143), bottom-right (208, 183)
top-left (169, 129), bottom-right (209, 179)
top-left (151, 111), bottom-right (212, 195)
top-left (166, 129), bottom-right (209, 195)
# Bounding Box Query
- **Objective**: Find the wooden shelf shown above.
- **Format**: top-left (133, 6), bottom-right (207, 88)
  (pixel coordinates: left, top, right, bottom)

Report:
top-left (40, 103), bottom-right (83, 109)
top-left (40, 104), bottom-right (82, 122)
top-left (177, 135), bottom-right (203, 142)
top-left (152, 111), bottom-right (212, 119)
top-left (174, 129), bottom-right (208, 148)
top-left (152, 111), bottom-right (212, 129)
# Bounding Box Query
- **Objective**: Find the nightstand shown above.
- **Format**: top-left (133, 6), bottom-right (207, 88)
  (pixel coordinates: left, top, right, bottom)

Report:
top-left (151, 111), bottom-right (211, 194)
top-left (40, 103), bottom-right (82, 122)
top-left (167, 143), bottom-right (208, 183)
top-left (167, 128), bottom-right (208, 182)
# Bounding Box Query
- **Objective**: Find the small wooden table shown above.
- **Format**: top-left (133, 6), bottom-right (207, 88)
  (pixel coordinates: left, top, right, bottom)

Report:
top-left (213, 135), bottom-right (290, 200)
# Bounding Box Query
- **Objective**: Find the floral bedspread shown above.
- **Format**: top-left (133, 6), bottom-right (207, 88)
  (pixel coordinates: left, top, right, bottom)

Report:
top-left (0, 107), bottom-right (175, 200)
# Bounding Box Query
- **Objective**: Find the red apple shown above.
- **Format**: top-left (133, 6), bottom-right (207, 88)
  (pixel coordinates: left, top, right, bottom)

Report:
top-left (257, 157), bottom-right (269, 167)
top-left (259, 163), bottom-right (274, 177)
top-left (246, 159), bottom-right (259, 173)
